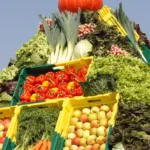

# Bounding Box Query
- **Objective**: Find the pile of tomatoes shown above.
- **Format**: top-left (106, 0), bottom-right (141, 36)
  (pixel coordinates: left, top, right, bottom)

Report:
top-left (20, 66), bottom-right (89, 103)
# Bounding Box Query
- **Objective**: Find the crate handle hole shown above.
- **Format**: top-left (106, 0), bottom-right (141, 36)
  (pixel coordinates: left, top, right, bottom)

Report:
top-left (88, 99), bottom-right (101, 103)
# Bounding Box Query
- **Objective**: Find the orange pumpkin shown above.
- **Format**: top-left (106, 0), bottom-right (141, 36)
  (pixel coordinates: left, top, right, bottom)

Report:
top-left (58, 0), bottom-right (103, 13)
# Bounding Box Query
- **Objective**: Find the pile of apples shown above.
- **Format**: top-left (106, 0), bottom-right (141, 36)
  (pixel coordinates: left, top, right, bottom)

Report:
top-left (63, 104), bottom-right (115, 150)
top-left (0, 118), bottom-right (11, 149)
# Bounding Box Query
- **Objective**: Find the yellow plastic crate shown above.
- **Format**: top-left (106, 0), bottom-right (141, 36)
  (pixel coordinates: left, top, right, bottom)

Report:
top-left (99, 5), bottom-right (139, 41)
top-left (8, 99), bottom-right (66, 150)
top-left (0, 106), bottom-right (16, 138)
top-left (54, 92), bottom-right (119, 150)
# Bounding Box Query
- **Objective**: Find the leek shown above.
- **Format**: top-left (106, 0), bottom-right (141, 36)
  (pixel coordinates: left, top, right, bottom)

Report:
top-left (53, 9), bottom-right (81, 61)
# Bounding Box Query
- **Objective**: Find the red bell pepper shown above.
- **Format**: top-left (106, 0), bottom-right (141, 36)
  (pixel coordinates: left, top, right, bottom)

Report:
top-left (56, 71), bottom-right (69, 82)
top-left (25, 76), bottom-right (36, 85)
top-left (49, 79), bottom-right (58, 88)
top-left (23, 83), bottom-right (34, 93)
top-left (68, 88), bottom-right (77, 96)
top-left (35, 75), bottom-right (45, 83)
top-left (36, 93), bottom-right (46, 101)
top-left (33, 84), bottom-right (48, 93)
top-left (80, 66), bottom-right (89, 74)
top-left (45, 72), bottom-right (55, 81)
top-left (45, 89), bottom-right (58, 99)
top-left (20, 92), bottom-right (31, 102)
top-left (58, 81), bottom-right (68, 90)
top-left (57, 88), bottom-right (67, 98)
top-left (75, 86), bottom-right (84, 96)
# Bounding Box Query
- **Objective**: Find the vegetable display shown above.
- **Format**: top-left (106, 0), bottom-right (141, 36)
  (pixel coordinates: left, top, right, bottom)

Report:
top-left (15, 107), bottom-right (60, 150)
top-left (58, 0), bottom-right (103, 13)
top-left (63, 104), bottom-right (115, 150)
top-left (20, 66), bottom-right (88, 103)
top-left (0, 0), bottom-right (150, 150)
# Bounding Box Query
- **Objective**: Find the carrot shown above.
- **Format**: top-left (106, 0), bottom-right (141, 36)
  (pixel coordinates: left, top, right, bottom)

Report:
top-left (47, 141), bottom-right (52, 150)
top-left (41, 140), bottom-right (47, 150)
top-left (32, 140), bottom-right (43, 150)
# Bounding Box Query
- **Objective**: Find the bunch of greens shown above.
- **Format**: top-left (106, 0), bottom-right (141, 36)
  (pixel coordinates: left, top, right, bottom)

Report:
top-left (80, 73), bottom-right (116, 96)
top-left (79, 11), bottom-right (139, 57)
top-left (15, 32), bottom-right (51, 68)
top-left (0, 65), bottom-right (18, 83)
top-left (16, 107), bottom-right (60, 150)
top-left (0, 92), bottom-right (12, 107)
top-left (109, 101), bottom-right (150, 150)
top-left (88, 55), bottom-right (150, 103)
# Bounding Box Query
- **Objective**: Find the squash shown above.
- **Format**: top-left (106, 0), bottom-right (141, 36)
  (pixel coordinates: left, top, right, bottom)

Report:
top-left (58, 0), bottom-right (103, 13)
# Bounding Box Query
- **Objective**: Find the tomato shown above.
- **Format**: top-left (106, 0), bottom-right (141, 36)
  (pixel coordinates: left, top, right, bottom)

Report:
top-left (33, 84), bottom-right (48, 93)
top-left (65, 68), bottom-right (77, 76)
top-left (68, 88), bottom-right (77, 96)
top-left (58, 82), bottom-right (68, 90)
top-left (49, 79), bottom-right (58, 88)
top-left (35, 75), bottom-right (45, 83)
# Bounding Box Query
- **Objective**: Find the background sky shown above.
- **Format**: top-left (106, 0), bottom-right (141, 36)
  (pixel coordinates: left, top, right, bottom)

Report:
top-left (0, 0), bottom-right (149, 71)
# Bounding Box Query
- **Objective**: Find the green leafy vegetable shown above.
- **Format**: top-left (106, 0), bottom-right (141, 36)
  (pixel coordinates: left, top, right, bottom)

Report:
top-left (16, 107), bottom-right (60, 149)
top-left (0, 65), bottom-right (18, 83)
top-left (15, 32), bottom-right (51, 68)
top-left (88, 55), bottom-right (150, 103)
top-left (80, 73), bottom-right (116, 96)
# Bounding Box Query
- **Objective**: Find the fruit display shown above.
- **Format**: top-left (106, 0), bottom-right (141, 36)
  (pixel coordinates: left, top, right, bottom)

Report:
top-left (0, 118), bottom-right (11, 149)
top-left (63, 104), bottom-right (115, 150)
top-left (20, 65), bottom-right (88, 103)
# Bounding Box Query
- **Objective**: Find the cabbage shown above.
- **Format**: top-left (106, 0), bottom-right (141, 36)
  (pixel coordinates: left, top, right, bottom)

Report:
top-left (73, 39), bottom-right (92, 59)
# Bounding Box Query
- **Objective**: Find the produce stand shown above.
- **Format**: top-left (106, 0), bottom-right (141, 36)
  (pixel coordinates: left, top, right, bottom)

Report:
top-left (0, 0), bottom-right (150, 150)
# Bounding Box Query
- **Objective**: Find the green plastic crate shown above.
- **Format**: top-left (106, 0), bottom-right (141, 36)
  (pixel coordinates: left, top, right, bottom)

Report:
top-left (11, 57), bottom-right (93, 106)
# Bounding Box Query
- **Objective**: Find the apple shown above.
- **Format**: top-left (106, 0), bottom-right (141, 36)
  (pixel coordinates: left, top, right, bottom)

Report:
top-left (96, 136), bottom-right (105, 145)
top-left (97, 126), bottom-right (106, 137)
top-left (68, 133), bottom-right (76, 139)
top-left (73, 110), bottom-right (82, 118)
top-left (70, 145), bottom-right (78, 150)
top-left (91, 144), bottom-right (100, 150)
top-left (87, 135), bottom-right (96, 145)
top-left (83, 130), bottom-right (90, 138)
top-left (79, 114), bottom-right (89, 123)
top-left (100, 143), bottom-right (106, 150)
top-left (91, 120), bottom-right (99, 128)
top-left (72, 137), bottom-right (80, 146)
top-left (63, 147), bottom-right (70, 150)
top-left (70, 117), bottom-right (79, 125)
top-left (90, 135), bottom-right (97, 140)
top-left (65, 139), bottom-right (72, 147)
top-left (91, 106), bottom-right (100, 113)
top-left (75, 122), bottom-right (83, 129)
top-left (85, 145), bottom-right (92, 150)
top-left (76, 129), bottom-right (83, 137)
top-left (79, 138), bottom-right (87, 146)
top-left (88, 113), bottom-right (98, 122)
top-left (106, 111), bottom-right (112, 119)
top-left (100, 105), bottom-right (110, 112)
top-left (78, 146), bottom-right (85, 150)
top-left (82, 108), bottom-right (91, 115)
top-left (99, 118), bottom-right (108, 127)
top-left (90, 128), bottom-right (97, 135)
top-left (98, 111), bottom-right (106, 120)
top-left (68, 125), bottom-right (76, 133)
top-left (83, 122), bottom-right (91, 130)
